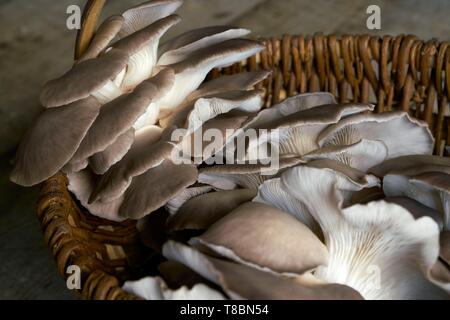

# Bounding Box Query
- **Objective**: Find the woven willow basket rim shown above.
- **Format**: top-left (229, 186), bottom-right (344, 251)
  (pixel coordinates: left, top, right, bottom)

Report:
top-left (37, 0), bottom-right (450, 300)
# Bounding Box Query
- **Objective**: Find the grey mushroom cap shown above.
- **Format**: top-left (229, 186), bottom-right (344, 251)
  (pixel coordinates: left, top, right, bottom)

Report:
top-left (40, 49), bottom-right (129, 108)
top-left (78, 15), bottom-right (125, 62)
top-left (170, 39), bottom-right (264, 74)
top-left (190, 201), bottom-right (328, 275)
top-left (10, 97), bottom-right (101, 186)
top-left (369, 155), bottom-right (450, 177)
top-left (89, 128), bottom-right (135, 175)
top-left (70, 68), bottom-right (174, 163)
top-left (163, 241), bottom-right (362, 300)
top-left (167, 189), bottom-right (257, 232)
top-left (119, 0), bottom-right (183, 38)
top-left (188, 70), bottom-right (271, 101)
top-left (158, 25), bottom-right (251, 65)
top-left (119, 160), bottom-right (198, 219)
top-left (112, 14), bottom-right (181, 57)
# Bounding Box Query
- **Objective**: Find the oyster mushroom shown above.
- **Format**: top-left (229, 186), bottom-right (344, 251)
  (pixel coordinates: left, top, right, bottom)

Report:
top-left (10, 97), bottom-right (101, 186)
top-left (77, 15), bottom-right (125, 62)
top-left (118, 0), bottom-right (183, 38)
top-left (190, 202), bottom-right (328, 275)
top-left (318, 111), bottom-right (434, 157)
top-left (253, 178), bottom-right (320, 235)
top-left (383, 172), bottom-right (450, 230)
top-left (40, 49), bottom-right (129, 108)
top-left (166, 189), bottom-right (256, 232)
top-left (246, 102), bottom-right (374, 159)
top-left (163, 241), bottom-right (362, 300)
top-left (281, 164), bottom-right (447, 299)
top-left (158, 25), bottom-right (251, 65)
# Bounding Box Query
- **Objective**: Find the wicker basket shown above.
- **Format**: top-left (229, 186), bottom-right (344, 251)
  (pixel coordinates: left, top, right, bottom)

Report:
top-left (37, 0), bottom-right (450, 300)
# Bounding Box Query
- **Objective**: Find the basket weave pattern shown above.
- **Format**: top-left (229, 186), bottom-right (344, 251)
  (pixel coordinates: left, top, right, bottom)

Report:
top-left (37, 1), bottom-right (449, 300)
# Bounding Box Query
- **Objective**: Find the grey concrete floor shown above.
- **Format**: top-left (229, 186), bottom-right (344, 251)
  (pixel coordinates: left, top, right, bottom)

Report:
top-left (1, 0), bottom-right (449, 299)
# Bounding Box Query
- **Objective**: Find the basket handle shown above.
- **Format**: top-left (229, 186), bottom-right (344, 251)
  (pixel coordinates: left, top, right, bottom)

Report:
top-left (75, 0), bottom-right (106, 60)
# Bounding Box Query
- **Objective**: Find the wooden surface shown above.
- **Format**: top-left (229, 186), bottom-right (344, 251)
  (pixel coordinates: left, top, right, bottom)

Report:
top-left (0, 0), bottom-right (449, 299)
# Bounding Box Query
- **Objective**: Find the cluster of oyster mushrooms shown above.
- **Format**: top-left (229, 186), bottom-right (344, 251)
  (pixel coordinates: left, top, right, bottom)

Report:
top-left (9, 0), bottom-right (450, 300)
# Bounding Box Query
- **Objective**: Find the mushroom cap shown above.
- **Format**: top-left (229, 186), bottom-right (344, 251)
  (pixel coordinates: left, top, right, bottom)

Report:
top-left (78, 15), bottom-right (124, 62)
top-left (318, 111), bottom-right (434, 158)
top-left (167, 189), bottom-right (257, 232)
top-left (158, 26), bottom-right (251, 65)
top-left (188, 70), bottom-right (271, 101)
top-left (71, 68), bottom-right (174, 163)
top-left (119, 159), bottom-right (198, 219)
top-left (112, 14), bottom-right (181, 57)
top-left (163, 241), bottom-right (362, 300)
top-left (383, 171), bottom-right (450, 229)
top-left (245, 92), bottom-right (337, 130)
top-left (40, 49), bottom-right (129, 108)
top-left (10, 97), bottom-right (101, 186)
top-left (119, 0), bottom-right (183, 38)
top-left (89, 128), bottom-right (135, 175)
top-left (369, 155), bottom-right (450, 177)
top-left (191, 201), bottom-right (328, 275)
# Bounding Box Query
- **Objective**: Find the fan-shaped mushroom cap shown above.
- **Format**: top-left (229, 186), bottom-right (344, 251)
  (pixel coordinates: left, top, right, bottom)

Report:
top-left (369, 155), bottom-right (450, 177)
top-left (119, 160), bottom-right (198, 219)
top-left (123, 276), bottom-right (225, 300)
top-left (158, 26), bottom-right (251, 65)
top-left (70, 68), bottom-right (174, 163)
top-left (190, 202), bottom-right (328, 275)
top-left (163, 241), bottom-right (362, 300)
top-left (245, 92), bottom-right (337, 129)
top-left (383, 172), bottom-right (450, 230)
top-left (40, 49), bottom-right (129, 108)
top-left (167, 189), bottom-right (256, 232)
top-left (187, 70), bottom-right (271, 102)
top-left (89, 125), bottom-right (171, 203)
top-left (318, 111), bottom-right (434, 158)
top-left (304, 139), bottom-right (388, 172)
top-left (157, 39), bottom-right (265, 111)
top-left (78, 15), bottom-right (124, 62)
top-left (89, 128), bottom-right (135, 175)
top-left (10, 97), bottom-right (101, 186)
top-left (112, 15), bottom-right (181, 91)
top-left (198, 157), bottom-right (304, 190)
top-left (119, 0), bottom-right (183, 38)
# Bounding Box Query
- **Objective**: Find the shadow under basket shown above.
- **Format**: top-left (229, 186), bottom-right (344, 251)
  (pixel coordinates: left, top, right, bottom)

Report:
top-left (38, 0), bottom-right (450, 300)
